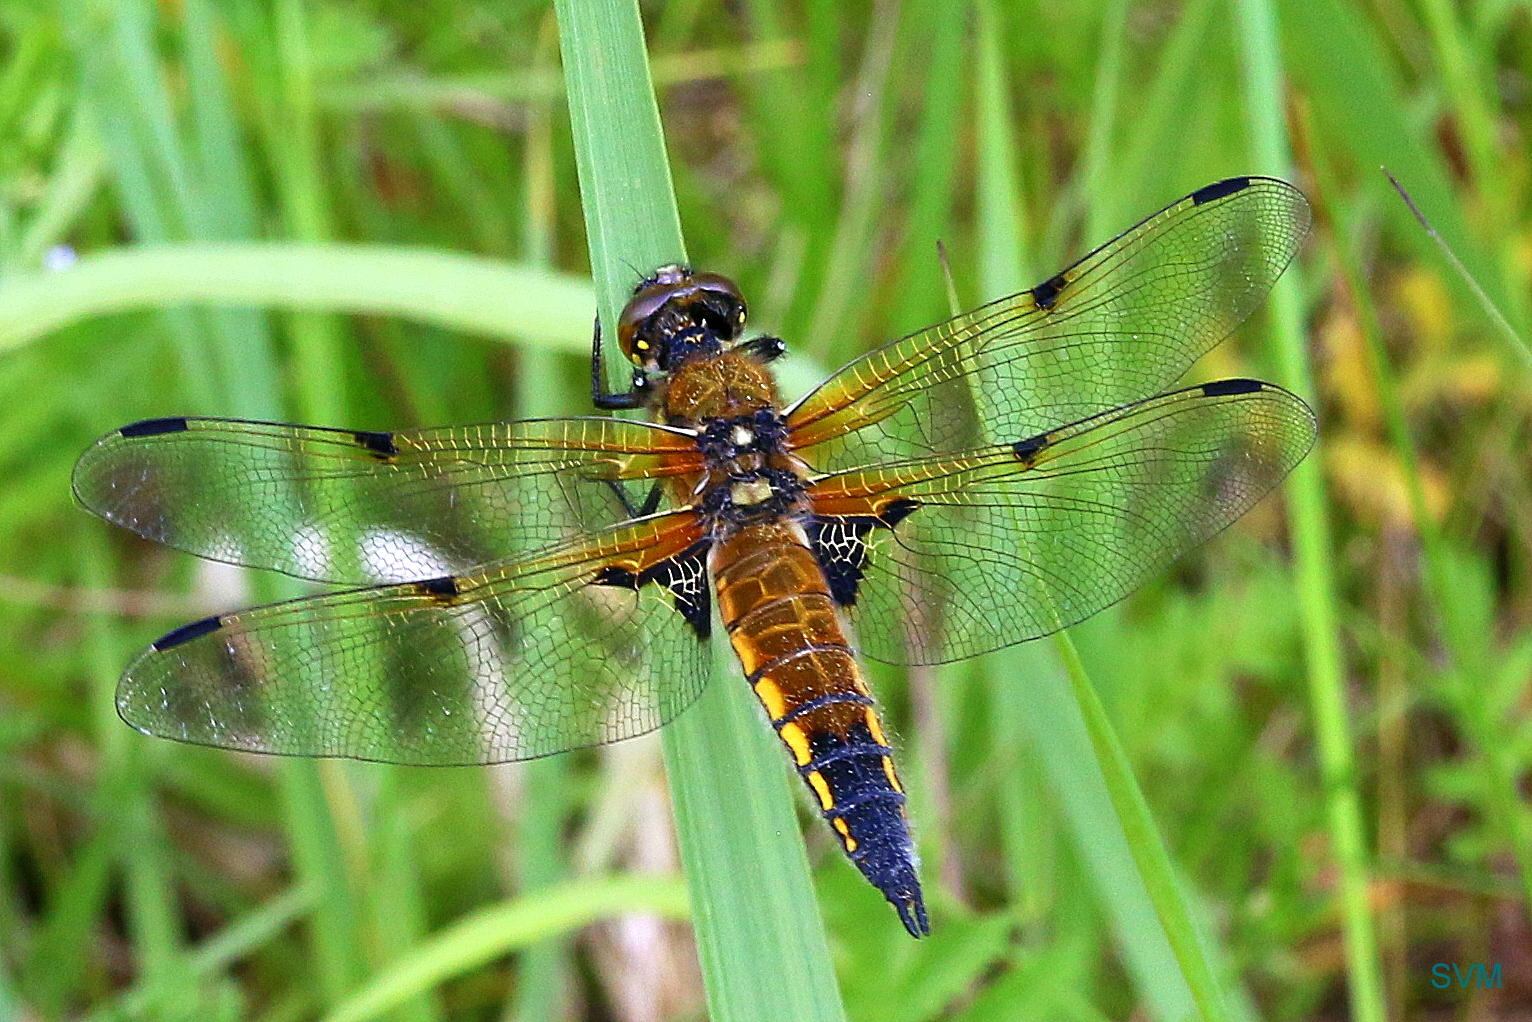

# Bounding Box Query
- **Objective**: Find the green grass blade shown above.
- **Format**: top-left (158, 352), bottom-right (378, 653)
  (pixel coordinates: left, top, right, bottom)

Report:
top-left (1383, 170), bottom-right (1532, 373)
top-left (87, 884), bottom-right (318, 1022)
top-left (1077, 0), bottom-right (1129, 243)
top-left (1232, 2), bottom-right (1387, 1020)
top-left (1278, 0), bottom-right (1512, 329)
top-left (975, 8), bottom-right (1230, 1017)
top-left (505, 29), bottom-right (575, 1022)
top-left (1055, 636), bottom-right (1231, 1021)
top-left (554, 1), bottom-right (847, 1018)
top-left (1316, 148), bottom-right (1532, 933)
top-left (884, 0), bottom-right (965, 333)
top-left (322, 877), bottom-right (688, 1022)
top-left (0, 245), bottom-right (593, 355)
top-left (73, 0), bottom-right (369, 1006)
top-left (666, 644), bottom-right (847, 1022)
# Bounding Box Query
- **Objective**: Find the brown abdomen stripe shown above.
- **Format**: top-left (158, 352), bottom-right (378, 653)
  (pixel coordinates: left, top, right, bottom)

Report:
top-left (710, 521), bottom-right (929, 936)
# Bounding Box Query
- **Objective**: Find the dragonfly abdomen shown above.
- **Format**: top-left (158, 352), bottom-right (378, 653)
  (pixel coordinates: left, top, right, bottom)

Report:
top-left (711, 521), bottom-right (928, 936)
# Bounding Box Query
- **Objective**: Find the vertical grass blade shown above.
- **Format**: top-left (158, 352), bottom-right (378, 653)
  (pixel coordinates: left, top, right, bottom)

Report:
top-left (72, 0), bottom-right (371, 1005)
top-left (975, 6), bottom-right (1238, 1018)
top-left (1232, 1), bottom-right (1387, 1020)
top-left (505, 23), bottom-right (574, 1022)
top-left (553, 1), bottom-right (846, 1017)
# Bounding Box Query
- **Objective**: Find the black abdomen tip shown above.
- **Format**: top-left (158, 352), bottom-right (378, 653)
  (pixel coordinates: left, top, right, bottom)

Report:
top-left (897, 890), bottom-right (930, 938)
top-left (855, 844), bottom-right (929, 937)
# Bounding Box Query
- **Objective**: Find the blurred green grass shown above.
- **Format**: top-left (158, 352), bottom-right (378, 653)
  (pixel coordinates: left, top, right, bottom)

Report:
top-left (2, 0), bottom-right (1530, 1019)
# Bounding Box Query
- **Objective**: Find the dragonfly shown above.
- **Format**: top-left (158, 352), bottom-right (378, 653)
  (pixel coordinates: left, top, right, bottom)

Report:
top-left (74, 176), bottom-right (1316, 937)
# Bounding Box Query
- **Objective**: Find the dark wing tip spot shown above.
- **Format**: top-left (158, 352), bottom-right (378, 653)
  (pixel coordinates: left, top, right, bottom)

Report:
top-left (152, 615), bottom-right (222, 650)
top-left (353, 430), bottom-right (398, 458)
top-left (415, 576), bottom-right (461, 600)
top-left (1030, 273), bottom-right (1068, 310)
top-left (1191, 177), bottom-right (1251, 205)
top-left (119, 417), bottom-right (190, 439)
top-left (1201, 378), bottom-right (1265, 397)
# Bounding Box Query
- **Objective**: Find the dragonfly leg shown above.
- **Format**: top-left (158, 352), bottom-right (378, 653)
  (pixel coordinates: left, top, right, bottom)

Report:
top-left (604, 479), bottom-right (664, 519)
top-left (591, 310), bottom-right (652, 410)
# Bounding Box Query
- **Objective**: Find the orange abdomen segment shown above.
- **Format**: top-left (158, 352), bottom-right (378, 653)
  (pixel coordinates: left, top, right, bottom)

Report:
top-left (710, 520), bottom-right (928, 936)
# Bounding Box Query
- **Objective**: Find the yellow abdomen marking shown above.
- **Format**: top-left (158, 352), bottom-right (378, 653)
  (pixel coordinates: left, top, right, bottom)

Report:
top-left (832, 817), bottom-right (857, 852)
top-left (753, 677), bottom-right (788, 720)
top-left (864, 708), bottom-right (889, 746)
top-left (805, 769), bottom-right (834, 811)
top-left (778, 721), bottom-right (812, 765)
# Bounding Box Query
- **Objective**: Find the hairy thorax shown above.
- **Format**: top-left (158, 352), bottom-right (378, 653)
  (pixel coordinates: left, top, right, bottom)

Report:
top-left (659, 350), bottom-right (811, 539)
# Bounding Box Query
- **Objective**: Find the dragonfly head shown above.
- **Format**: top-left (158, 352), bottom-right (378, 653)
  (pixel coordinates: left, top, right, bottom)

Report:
top-left (618, 264), bottom-right (748, 373)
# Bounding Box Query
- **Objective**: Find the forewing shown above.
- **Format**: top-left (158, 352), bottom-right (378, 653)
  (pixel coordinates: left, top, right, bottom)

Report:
top-left (115, 512), bottom-right (712, 764)
top-left (786, 177), bottom-right (1311, 472)
top-left (73, 415), bottom-right (698, 584)
top-left (807, 380), bottom-right (1316, 665)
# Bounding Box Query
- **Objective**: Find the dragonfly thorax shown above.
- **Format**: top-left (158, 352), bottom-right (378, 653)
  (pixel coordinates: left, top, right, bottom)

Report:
top-left (692, 409), bottom-right (807, 534)
top-left (697, 408), bottom-right (788, 460)
top-left (700, 465), bottom-right (807, 532)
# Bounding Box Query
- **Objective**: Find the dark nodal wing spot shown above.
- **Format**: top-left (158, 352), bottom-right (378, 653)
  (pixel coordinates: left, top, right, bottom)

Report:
top-left (1030, 273), bottom-right (1068, 310)
top-left (1200, 378), bottom-right (1264, 397)
top-left (152, 615), bottom-right (223, 651)
top-left (592, 565), bottom-right (639, 589)
top-left (1191, 177), bottom-right (1250, 205)
top-left (353, 430), bottom-right (398, 458)
top-left (119, 417), bottom-right (190, 439)
top-left (1012, 431), bottom-right (1051, 463)
top-left (879, 498), bottom-right (920, 528)
top-left (415, 576), bottom-right (461, 601)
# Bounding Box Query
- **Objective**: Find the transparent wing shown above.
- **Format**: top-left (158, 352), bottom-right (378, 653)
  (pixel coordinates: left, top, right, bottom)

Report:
top-left (786, 177), bottom-right (1311, 473)
top-left (116, 512), bottom-right (713, 764)
top-left (73, 415), bottom-right (698, 585)
top-left (806, 379), bottom-right (1315, 665)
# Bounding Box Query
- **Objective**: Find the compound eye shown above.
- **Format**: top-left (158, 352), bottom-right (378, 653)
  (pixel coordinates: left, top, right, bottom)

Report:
top-left (685, 272), bottom-right (741, 299)
top-left (617, 280), bottom-right (683, 365)
top-left (687, 273), bottom-right (746, 328)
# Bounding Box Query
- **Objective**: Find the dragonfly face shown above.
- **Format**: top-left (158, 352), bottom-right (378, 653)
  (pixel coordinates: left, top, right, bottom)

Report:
top-left (74, 176), bottom-right (1319, 937)
top-left (616, 264), bottom-right (748, 372)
